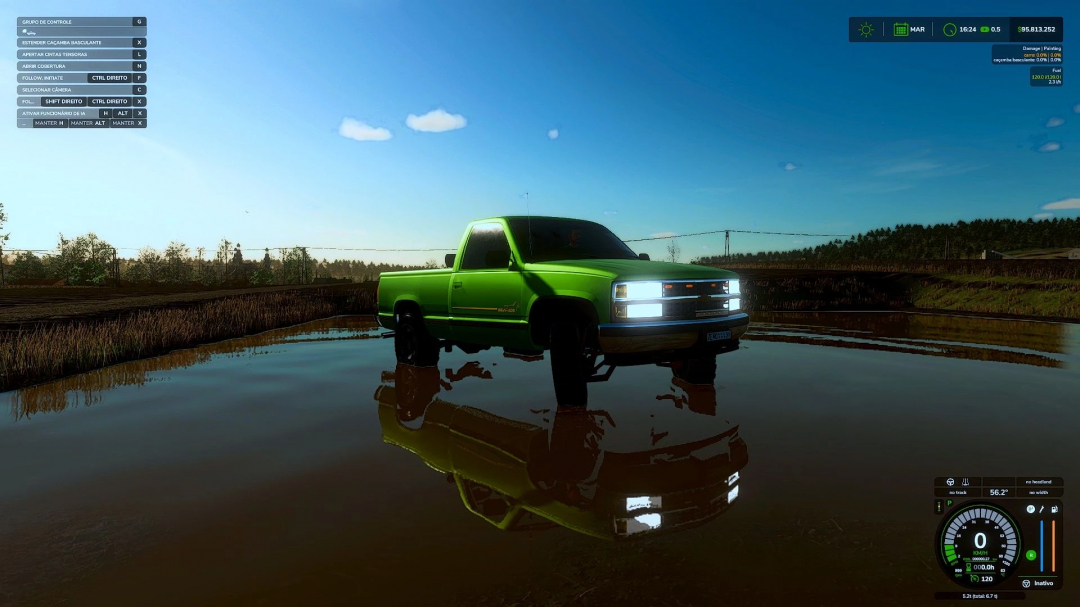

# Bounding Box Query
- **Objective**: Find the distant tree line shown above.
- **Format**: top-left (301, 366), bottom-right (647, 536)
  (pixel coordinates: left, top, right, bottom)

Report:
top-left (694, 218), bottom-right (1080, 264)
top-left (2, 233), bottom-right (428, 287)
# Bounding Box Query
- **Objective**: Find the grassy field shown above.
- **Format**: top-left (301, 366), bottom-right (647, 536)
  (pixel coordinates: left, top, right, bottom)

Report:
top-left (0, 283), bottom-right (377, 393)
top-left (716, 259), bottom-right (1080, 280)
top-left (913, 274), bottom-right (1080, 319)
top-left (713, 265), bottom-right (1080, 321)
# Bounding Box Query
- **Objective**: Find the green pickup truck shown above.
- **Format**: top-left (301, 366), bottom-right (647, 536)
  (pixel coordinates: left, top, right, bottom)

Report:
top-left (377, 216), bottom-right (748, 404)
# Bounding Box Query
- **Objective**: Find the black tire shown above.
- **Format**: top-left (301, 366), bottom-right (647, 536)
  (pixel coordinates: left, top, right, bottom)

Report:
top-left (394, 309), bottom-right (440, 366)
top-left (671, 355), bottom-right (717, 385)
top-left (549, 322), bottom-right (588, 407)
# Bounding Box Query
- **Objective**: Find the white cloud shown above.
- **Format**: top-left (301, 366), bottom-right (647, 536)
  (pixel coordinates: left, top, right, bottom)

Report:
top-left (338, 118), bottom-right (392, 141)
top-left (1036, 141), bottom-right (1061, 153)
top-left (1074, 103), bottom-right (1080, 114)
top-left (1033, 213), bottom-right (1054, 220)
top-left (1041, 197), bottom-right (1080, 210)
top-left (779, 162), bottom-right (800, 171)
top-left (603, 210), bottom-right (618, 215)
top-left (547, 128), bottom-right (559, 140)
top-left (651, 231), bottom-right (678, 238)
top-left (405, 108), bottom-right (467, 133)
top-left (1046, 116), bottom-right (1065, 127)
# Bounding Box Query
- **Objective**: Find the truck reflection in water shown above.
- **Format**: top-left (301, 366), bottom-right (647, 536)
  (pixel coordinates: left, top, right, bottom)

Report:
top-left (374, 362), bottom-right (747, 540)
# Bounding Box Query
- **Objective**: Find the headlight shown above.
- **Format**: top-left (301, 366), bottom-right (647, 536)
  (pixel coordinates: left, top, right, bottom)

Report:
top-left (728, 279), bottom-right (740, 295)
top-left (614, 281), bottom-right (662, 300)
top-left (625, 303), bottom-right (662, 318)
top-left (729, 298), bottom-right (741, 312)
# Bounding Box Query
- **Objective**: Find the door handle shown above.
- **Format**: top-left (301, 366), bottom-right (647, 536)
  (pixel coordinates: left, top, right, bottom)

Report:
top-left (453, 282), bottom-right (463, 289)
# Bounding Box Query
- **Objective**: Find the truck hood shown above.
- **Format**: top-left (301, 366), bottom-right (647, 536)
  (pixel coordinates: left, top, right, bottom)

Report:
top-left (524, 259), bottom-right (738, 281)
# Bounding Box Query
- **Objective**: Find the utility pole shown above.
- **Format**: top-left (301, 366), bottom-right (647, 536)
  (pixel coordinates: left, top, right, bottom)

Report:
top-left (0, 245), bottom-right (5, 286)
top-left (724, 230), bottom-right (730, 260)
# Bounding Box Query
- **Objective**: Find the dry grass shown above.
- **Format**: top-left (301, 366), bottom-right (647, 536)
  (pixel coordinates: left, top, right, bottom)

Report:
top-left (0, 286), bottom-right (376, 393)
top-left (9, 316), bottom-right (379, 419)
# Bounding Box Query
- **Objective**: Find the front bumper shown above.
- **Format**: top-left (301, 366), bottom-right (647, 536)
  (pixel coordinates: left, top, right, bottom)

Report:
top-left (597, 313), bottom-right (749, 355)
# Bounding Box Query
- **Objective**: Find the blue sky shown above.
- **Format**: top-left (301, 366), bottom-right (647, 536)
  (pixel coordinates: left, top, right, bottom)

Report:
top-left (1, 0), bottom-right (1078, 264)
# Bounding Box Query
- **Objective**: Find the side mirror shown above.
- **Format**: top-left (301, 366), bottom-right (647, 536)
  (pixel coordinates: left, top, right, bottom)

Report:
top-left (638, 253), bottom-right (650, 261)
top-left (444, 253), bottom-right (456, 268)
top-left (485, 249), bottom-right (510, 269)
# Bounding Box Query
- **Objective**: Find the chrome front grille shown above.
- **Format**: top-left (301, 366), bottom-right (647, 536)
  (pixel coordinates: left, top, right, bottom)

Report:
top-left (662, 298), bottom-right (729, 319)
top-left (662, 280), bottom-right (727, 297)
top-left (660, 279), bottom-right (735, 320)
top-left (611, 278), bottom-right (739, 322)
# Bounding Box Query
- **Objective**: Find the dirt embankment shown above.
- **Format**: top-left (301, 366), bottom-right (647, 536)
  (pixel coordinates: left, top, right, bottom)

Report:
top-left (719, 267), bottom-right (1080, 322)
top-left (0, 283), bottom-right (377, 328)
top-left (729, 269), bottom-right (918, 312)
top-left (0, 284), bottom-right (378, 392)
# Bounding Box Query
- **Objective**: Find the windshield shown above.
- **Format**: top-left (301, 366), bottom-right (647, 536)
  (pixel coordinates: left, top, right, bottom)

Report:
top-left (507, 218), bottom-right (639, 263)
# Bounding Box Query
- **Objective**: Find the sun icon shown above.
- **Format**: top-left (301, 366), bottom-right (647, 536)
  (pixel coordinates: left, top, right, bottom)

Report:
top-left (858, 21), bottom-right (874, 38)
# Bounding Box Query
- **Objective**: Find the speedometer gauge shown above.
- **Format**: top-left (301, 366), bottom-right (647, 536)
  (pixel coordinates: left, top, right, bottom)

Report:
top-left (937, 503), bottom-right (1022, 588)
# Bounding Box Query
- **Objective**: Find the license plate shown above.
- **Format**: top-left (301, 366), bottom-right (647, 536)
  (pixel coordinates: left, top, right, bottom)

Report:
top-left (706, 330), bottom-right (732, 342)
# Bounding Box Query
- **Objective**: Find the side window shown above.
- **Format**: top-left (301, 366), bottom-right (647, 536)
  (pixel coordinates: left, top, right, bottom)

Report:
top-left (460, 224), bottom-right (512, 270)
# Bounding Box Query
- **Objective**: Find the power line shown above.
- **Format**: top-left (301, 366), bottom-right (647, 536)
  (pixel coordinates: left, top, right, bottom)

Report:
top-left (4, 227), bottom-right (854, 254)
top-left (240, 246), bottom-right (457, 252)
top-left (623, 229), bottom-right (852, 242)
top-left (248, 228), bottom-right (852, 250)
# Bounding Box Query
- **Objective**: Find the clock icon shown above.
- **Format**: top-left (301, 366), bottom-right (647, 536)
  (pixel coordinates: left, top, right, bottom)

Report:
top-left (943, 22), bottom-right (958, 37)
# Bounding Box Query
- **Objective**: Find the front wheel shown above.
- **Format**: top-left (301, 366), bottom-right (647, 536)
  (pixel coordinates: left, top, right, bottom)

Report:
top-left (549, 322), bottom-right (588, 407)
top-left (394, 310), bottom-right (440, 366)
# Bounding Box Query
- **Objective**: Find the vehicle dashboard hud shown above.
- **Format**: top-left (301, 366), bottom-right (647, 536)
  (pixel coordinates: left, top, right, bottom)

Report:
top-left (932, 477), bottom-right (1064, 599)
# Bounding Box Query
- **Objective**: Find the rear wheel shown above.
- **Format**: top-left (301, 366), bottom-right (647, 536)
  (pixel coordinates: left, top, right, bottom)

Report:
top-left (394, 309), bottom-right (440, 366)
top-left (549, 322), bottom-right (589, 407)
top-left (671, 355), bottom-right (717, 385)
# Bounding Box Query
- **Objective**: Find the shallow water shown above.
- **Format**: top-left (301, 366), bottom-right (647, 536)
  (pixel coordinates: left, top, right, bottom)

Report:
top-left (1, 313), bottom-right (1077, 606)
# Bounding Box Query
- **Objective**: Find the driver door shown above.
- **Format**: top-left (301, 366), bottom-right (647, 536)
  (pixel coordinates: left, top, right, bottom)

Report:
top-left (450, 222), bottom-right (526, 344)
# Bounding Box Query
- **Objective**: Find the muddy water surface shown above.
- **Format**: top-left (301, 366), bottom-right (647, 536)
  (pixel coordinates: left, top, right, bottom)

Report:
top-left (1, 313), bottom-right (1078, 606)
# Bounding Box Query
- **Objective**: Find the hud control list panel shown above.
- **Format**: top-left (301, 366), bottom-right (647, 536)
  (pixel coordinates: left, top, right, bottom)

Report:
top-left (16, 17), bottom-right (147, 129)
top-left (933, 476), bottom-right (1064, 600)
top-left (850, 17), bottom-right (1063, 88)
